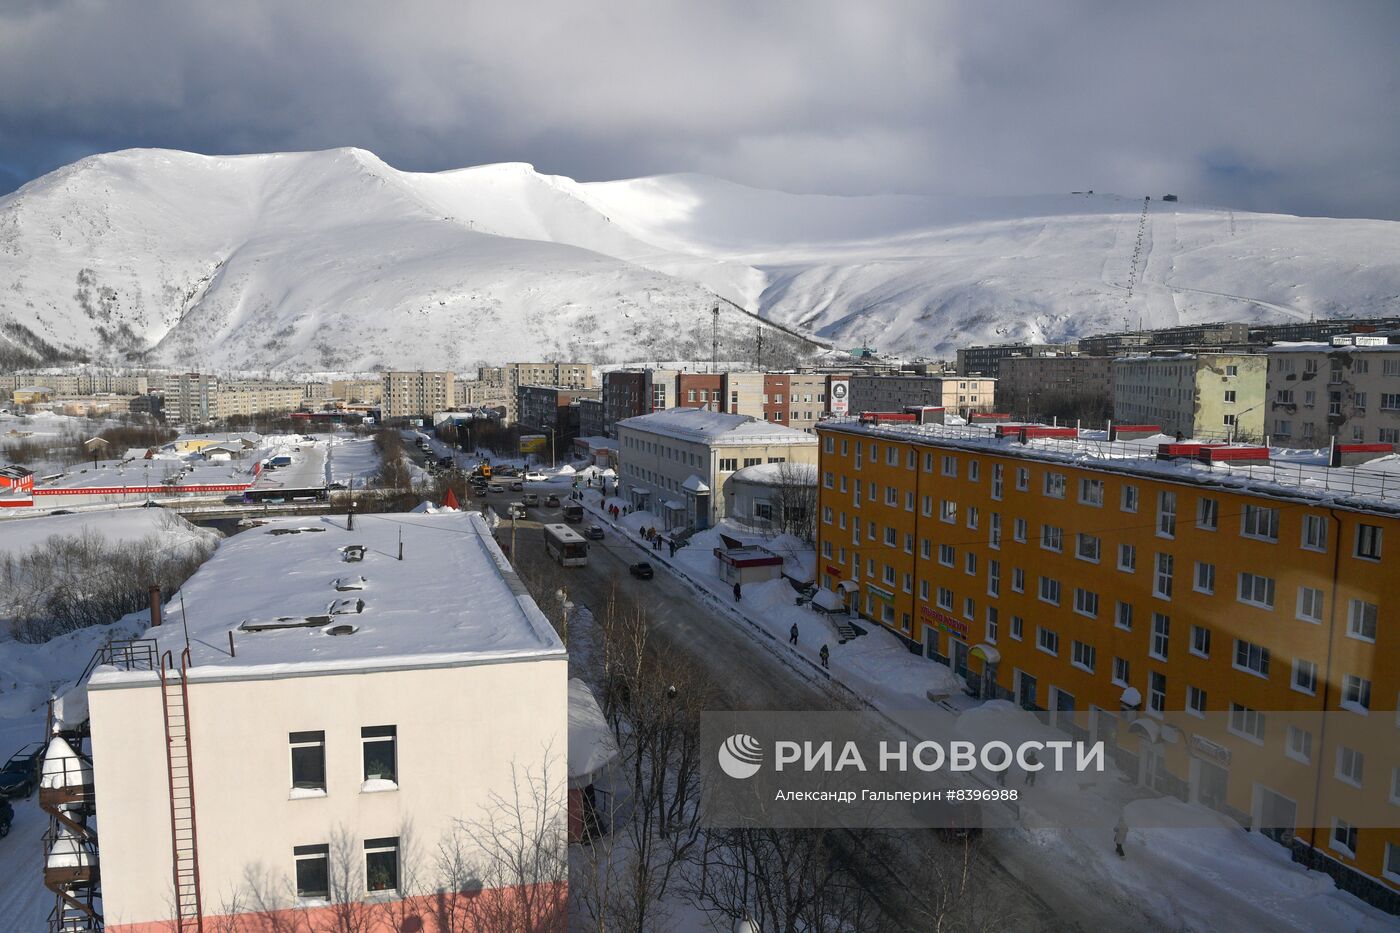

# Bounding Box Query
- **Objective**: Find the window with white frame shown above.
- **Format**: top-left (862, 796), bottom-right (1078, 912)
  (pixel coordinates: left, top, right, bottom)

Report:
top-left (1010, 615), bottom-right (1024, 640)
top-left (1228, 703), bottom-right (1265, 743)
top-left (1157, 490), bottom-right (1177, 537)
top-left (1194, 561), bottom-right (1216, 594)
top-left (1118, 543), bottom-right (1136, 572)
top-left (1073, 588), bottom-right (1099, 618)
top-left (1013, 517), bottom-right (1028, 543)
top-left (1076, 533), bottom-right (1101, 563)
top-left (1121, 484), bottom-right (1139, 512)
top-left (1154, 553), bottom-right (1174, 599)
top-left (361, 726), bottom-right (397, 784)
top-left (941, 500), bottom-right (957, 523)
top-left (1149, 671), bottom-right (1167, 714)
top-left (1387, 843), bottom-right (1400, 884)
top-left (1341, 674), bottom-right (1372, 712)
top-left (1190, 625), bottom-right (1211, 658)
top-left (1112, 656), bottom-right (1130, 686)
top-left (985, 607), bottom-right (999, 643)
top-left (1301, 514), bottom-right (1328, 552)
top-left (988, 560), bottom-right (1001, 596)
top-left (989, 513), bottom-right (1001, 549)
top-left (1037, 626), bottom-right (1059, 656)
top-left (1044, 471), bottom-right (1066, 499)
top-left (964, 596), bottom-right (976, 620)
top-left (1336, 746), bottom-right (1365, 787)
top-left (1040, 524), bottom-right (1064, 552)
top-left (969, 460), bottom-right (980, 481)
top-left (1356, 523), bottom-right (1383, 561)
top-left (937, 587), bottom-right (954, 611)
top-left (941, 455), bottom-right (958, 477)
top-left (1286, 724), bottom-right (1312, 763)
top-left (1071, 640), bottom-right (1096, 672)
top-left (1196, 497), bottom-right (1219, 530)
top-left (1187, 685), bottom-right (1207, 717)
top-left (1150, 613), bottom-right (1170, 660)
top-left (1115, 601), bottom-right (1134, 631)
top-left (1038, 576), bottom-right (1061, 606)
top-left (365, 837), bottom-right (401, 893)
top-left (1296, 586), bottom-right (1325, 624)
top-left (1241, 504), bottom-right (1280, 542)
top-left (1079, 478), bottom-right (1104, 506)
top-left (1291, 658), bottom-right (1317, 695)
top-left (964, 552), bottom-right (977, 576)
top-left (1347, 599), bottom-right (1377, 642)
top-left (939, 544), bottom-right (955, 567)
top-left (1233, 639), bottom-right (1270, 678)
top-left (919, 579), bottom-right (930, 600)
top-left (1011, 567), bottom-right (1025, 593)
top-left (966, 506), bottom-right (980, 530)
top-left (294, 844), bottom-right (330, 899)
top-left (992, 463), bottom-right (1004, 499)
top-left (1016, 467), bottom-right (1029, 491)
top-left (290, 731), bottom-right (327, 792)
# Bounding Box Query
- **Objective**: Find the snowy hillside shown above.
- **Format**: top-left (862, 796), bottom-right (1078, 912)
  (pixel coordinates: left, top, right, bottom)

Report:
top-left (3, 148), bottom-right (1399, 368)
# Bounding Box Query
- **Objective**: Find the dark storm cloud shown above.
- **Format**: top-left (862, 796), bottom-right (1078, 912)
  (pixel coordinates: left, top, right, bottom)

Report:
top-left (1, 0), bottom-right (1397, 217)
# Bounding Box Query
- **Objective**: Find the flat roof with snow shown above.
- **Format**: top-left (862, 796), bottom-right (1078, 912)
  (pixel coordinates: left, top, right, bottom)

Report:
top-left (618, 407), bottom-right (818, 446)
top-left (89, 511), bottom-right (564, 687)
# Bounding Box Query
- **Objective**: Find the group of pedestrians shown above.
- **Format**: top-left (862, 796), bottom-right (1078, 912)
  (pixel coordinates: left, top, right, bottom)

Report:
top-left (787, 623), bottom-right (831, 669)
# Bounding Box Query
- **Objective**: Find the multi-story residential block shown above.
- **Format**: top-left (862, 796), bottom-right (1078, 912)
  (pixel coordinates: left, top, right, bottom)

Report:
top-left (330, 379), bottom-right (385, 405)
top-left (214, 381), bottom-right (308, 419)
top-left (1266, 339), bottom-right (1400, 447)
top-left (722, 371), bottom-right (766, 419)
top-left (168, 372), bottom-right (220, 424)
top-left (380, 371), bottom-right (454, 420)
top-left (1250, 317), bottom-right (1400, 346)
top-left (515, 385), bottom-right (601, 456)
top-left (1113, 353), bottom-right (1265, 439)
top-left (46, 511), bottom-right (566, 931)
top-left (1081, 322), bottom-right (1253, 358)
top-left (676, 373), bottom-right (724, 411)
top-left (616, 408), bottom-right (818, 530)
top-left (762, 372), bottom-right (840, 433)
top-left (848, 374), bottom-right (997, 416)
top-left (815, 416), bottom-right (1398, 905)
top-left (956, 343), bottom-right (1077, 378)
top-left (601, 369), bottom-right (677, 436)
top-left (578, 397), bottom-right (605, 439)
top-left (997, 355), bottom-right (1115, 413)
top-left (477, 363), bottom-right (594, 420)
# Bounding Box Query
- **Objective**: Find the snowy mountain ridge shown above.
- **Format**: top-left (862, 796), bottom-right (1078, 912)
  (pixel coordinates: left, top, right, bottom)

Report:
top-left (2, 147), bottom-right (1399, 370)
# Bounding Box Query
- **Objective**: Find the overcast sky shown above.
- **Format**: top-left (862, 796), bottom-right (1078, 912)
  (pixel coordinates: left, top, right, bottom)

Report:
top-left (1, 0), bottom-right (1397, 218)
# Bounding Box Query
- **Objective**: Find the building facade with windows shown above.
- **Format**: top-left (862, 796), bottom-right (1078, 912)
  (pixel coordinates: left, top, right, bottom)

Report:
top-left (68, 512), bottom-right (566, 931)
top-left (848, 375), bottom-right (997, 416)
top-left (616, 408), bottom-right (818, 530)
top-left (956, 343), bottom-right (1077, 378)
top-left (997, 355), bottom-right (1114, 413)
top-left (815, 417), bottom-right (1399, 904)
top-left (1266, 340), bottom-right (1400, 447)
top-left (1113, 353), bottom-right (1266, 439)
top-left (380, 371), bottom-right (455, 420)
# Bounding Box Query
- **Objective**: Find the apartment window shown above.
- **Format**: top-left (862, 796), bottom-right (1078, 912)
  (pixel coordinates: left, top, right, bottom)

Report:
top-left (939, 544), bottom-right (955, 567)
top-left (1079, 478), bottom-right (1104, 506)
top-left (942, 455), bottom-right (958, 477)
top-left (905, 491), bottom-right (915, 512)
top-left (1301, 514), bottom-right (1328, 552)
top-left (1117, 543), bottom-right (1136, 572)
top-left (1383, 393), bottom-right (1400, 410)
top-left (1040, 525), bottom-right (1064, 552)
top-left (1196, 497), bottom-right (1219, 530)
top-left (964, 552), bottom-right (978, 576)
top-left (1148, 672), bottom-right (1167, 715)
top-left (1015, 467), bottom-right (1029, 491)
top-left (985, 607), bottom-right (999, 643)
top-left (1013, 518), bottom-right (1028, 543)
top-left (885, 486), bottom-right (898, 506)
top-left (990, 463), bottom-right (1004, 500)
top-left (937, 587), bottom-right (954, 611)
top-left (1286, 725), bottom-right (1312, 764)
top-left (290, 731), bottom-right (326, 792)
top-left (1237, 572), bottom-right (1275, 609)
top-left (964, 596), bottom-right (976, 620)
top-left (1157, 491), bottom-right (1177, 537)
top-left (1355, 524), bottom-right (1383, 561)
top-left (1011, 567), bottom-right (1025, 593)
top-left (1241, 504), bottom-right (1279, 542)
top-left (1190, 625), bottom-right (1211, 658)
top-left (1036, 626), bottom-right (1060, 656)
top-left (294, 844), bottom-right (330, 900)
top-left (1150, 613), bottom-right (1170, 660)
top-left (884, 526), bottom-right (897, 547)
top-left (966, 506), bottom-right (980, 530)
top-left (1010, 615), bottom-right (1024, 640)
top-left (1154, 553), bottom-right (1174, 599)
top-left (1038, 576), bottom-right (1061, 606)
top-left (1296, 586), bottom-right (1325, 623)
top-left (365, 837), bottom-right (400, 893)
top-left (1121, 485), bottom-right (1139, 512)
top-left (1329, 820), bottom-right (1359, 860)
top-left (1224, 390), bottom-right (1237, 403)
top-left (940, 500), bottom-right (957, 524)
top-left (1115, 601), bottom-right (1134, 631)
top-left (1187, 686), bottom-right (1207, 717)
top-left (1043, 471), bottom-right (1066, 499)
top-left (1228, 703), bottom-right (1265, 743)
top-left (1291, 658), bottom-right (1318, 696)
top-left (988, 560), bottom-right (1001, 596)
top-left (1076, 533), bottom-right (1101, 563)
top-left (1342, 674), bottom-right (1372, 712)
top-left (362, 726), bottom-right (397, 785)
top-left (1071, 640), bottom-right (1096, 672)
top-left (1347, 599), bottom-right (1378, 642)
top-left (1194, 561), bottom-right (1216, 594)
top-left (1336, 747), bottom-right (1365, 788)
top-left (1073, 588), bottom-right (1099, 618)
top-left (1112, 657), bottom-right (1130, 687)
top-left (884, 564), bottom-right (897, 586)
top-left (718, 458), bottom-right (738, 472)
top-left (1233, 639), bottom-right (1270, 678)
top-left (989, 513), bottom-right (1002, 549)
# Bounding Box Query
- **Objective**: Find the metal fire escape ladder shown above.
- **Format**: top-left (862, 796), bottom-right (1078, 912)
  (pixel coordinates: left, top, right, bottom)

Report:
top-left (160, 648), bottom-right (204, 932)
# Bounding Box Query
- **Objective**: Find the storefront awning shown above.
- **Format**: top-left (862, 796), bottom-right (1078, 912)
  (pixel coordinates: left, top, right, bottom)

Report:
top-left (969, 644), bottom-right (1000, 665)
top-left (835, 580), bottom-right (858, 593)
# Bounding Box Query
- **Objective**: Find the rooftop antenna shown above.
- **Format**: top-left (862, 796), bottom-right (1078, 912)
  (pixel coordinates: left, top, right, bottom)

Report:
top-left (711, 306), bottom-right (720, 374)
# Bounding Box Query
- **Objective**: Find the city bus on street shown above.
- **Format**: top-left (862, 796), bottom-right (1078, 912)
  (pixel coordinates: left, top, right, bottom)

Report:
top-left (543, 523), bottom-right (588, 567)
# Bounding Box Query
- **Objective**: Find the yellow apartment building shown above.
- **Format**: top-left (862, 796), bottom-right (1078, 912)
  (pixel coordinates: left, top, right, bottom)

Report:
top-left (816, 416), bottom-right (1399, 908)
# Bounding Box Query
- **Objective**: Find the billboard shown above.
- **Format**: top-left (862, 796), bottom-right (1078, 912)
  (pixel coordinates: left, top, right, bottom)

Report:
top-left (828, 377), bottom-right (850, 415)
top-left (519, 434), bottom-right (548, 454)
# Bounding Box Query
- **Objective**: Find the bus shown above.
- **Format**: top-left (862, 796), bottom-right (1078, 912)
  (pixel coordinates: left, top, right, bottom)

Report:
top-left (543, 523), bottom-right (589, 567)
top-left (562, 503), bottom-right (584, 523)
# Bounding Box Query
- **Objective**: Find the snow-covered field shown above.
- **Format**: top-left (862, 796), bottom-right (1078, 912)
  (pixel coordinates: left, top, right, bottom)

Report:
top-left (4, 147), bottom-right (1399, 369)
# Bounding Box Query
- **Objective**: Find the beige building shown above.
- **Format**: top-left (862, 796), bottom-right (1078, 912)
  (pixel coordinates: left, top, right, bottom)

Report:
top-left (214, 381), bottom-right (307, 419)
top-left (168, 372), bottom-right (220, 424)
top-left (1266, 338), bottom-right (1400, 447)
top-left (1113, 352), bottom-right (1266, 439)
top-left (848, 374), bottom-right (997, 415)
top-left (617, 407), bottom-right (818, 529)
top-left (55, 512), bottom-right (566, 931)
top-left (380, 371), bottom-right (455, 419)
top-left (475, 364), bottom-right (592, 421)
top-left (723, 371), bottom-right (767, 419)
top-left (329, 379), bottom-right (384, 405)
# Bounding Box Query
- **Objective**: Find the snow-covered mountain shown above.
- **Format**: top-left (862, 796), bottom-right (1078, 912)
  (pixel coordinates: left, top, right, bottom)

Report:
top-left (2, 147), bottom-right (1399, 370)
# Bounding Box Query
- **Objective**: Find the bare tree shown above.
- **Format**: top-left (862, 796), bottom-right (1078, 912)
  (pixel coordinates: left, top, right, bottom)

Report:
top-left (772, 462), bottom-right (818, 542)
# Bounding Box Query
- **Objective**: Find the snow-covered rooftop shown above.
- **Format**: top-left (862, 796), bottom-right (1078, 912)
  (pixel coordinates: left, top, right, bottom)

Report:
top-left (821, 417), bottom-right (1400, 513)
top-left (89, 511), bottom-right (564, 687)
top-left (730, 461), bottom-right (819, 486)
top-left (618, 407), bottom-right (818, 447)
top-left (1265, 340), bottom-right (1400, 353)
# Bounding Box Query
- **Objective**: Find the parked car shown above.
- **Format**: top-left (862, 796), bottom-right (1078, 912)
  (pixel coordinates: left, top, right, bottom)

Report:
top-left (507, 502), bottom-right (528, 519)
top-left (487, 484), bottom-right (503, 493)
top-left (523, 493), bottom-right (540, 507)
top-left (49, 510), bottom-right (74, 515)
top-left (545, 494), bottom-right (561, 507)
top-left (585, 524), bottom-right (604, 540)
top-left (629, 562), bottom-right (654, 580)
top-left (510, 481), bottom-right (524, 491)
top-left (524, 472), bottom-right (548, 482)
top-left (0, 743), bottom-right (44, 798)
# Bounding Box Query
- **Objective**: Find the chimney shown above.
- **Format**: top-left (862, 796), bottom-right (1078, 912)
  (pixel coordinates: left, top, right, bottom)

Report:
top-left (149, 585), bottom-right (162, 627)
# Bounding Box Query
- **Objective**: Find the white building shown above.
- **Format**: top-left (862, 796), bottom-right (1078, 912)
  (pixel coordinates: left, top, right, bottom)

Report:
top-left (1112, 352), bottom-right (1266, 439)
top-left (1265, 339), bottom-right (1400, 447)
top-left (616, 408), bottom-right (818, 530)
top-left (53, 511), bottom-right (566, 931)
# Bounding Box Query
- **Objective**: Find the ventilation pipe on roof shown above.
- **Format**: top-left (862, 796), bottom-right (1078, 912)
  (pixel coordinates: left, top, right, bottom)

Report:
top-left (149, 585), bottom-right (162, 627)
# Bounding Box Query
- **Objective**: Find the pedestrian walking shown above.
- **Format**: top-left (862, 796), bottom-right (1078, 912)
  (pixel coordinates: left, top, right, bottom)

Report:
top-left (733, 582), bottom-right (742, 601)
top-left (1114, 815), bottom-right (1129, 857)
top-left (1024, 749), bottom-right (1039, 786)
top-left (819, 644), bottom-right (830, 669)
top-left (789, 623), bottom-right (799, 645)
top-left (668, 540), bottom-right (676, 557)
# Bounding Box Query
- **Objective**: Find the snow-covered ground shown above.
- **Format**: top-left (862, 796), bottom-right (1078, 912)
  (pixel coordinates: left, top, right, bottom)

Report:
top-left (0, 507), bottom-right (216, 559)
top-left (571, 483), bottom-right (1398, 932)
top-left (5, 147), bottom-right (1399, 370)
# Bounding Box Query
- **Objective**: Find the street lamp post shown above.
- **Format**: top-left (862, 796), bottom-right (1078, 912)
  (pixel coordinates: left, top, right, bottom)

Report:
top-left (1230, 404), bottom-right (1261, 444)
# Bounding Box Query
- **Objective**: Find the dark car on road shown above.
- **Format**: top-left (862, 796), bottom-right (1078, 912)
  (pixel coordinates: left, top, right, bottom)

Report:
top-left (510, 481), bottom-right (524, 491)
top-left (629, 562), bottom-right (654, 580)
top-left (545, 494), bottom-right (561, 507)
top-left (585, 524), bottom-right (604, 540)
top-left (0, 743), bottom-right (44, 798)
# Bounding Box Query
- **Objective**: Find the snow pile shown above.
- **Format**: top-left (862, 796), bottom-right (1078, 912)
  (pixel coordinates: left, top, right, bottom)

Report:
top-left (568, 678), bottom-right (618, 788)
